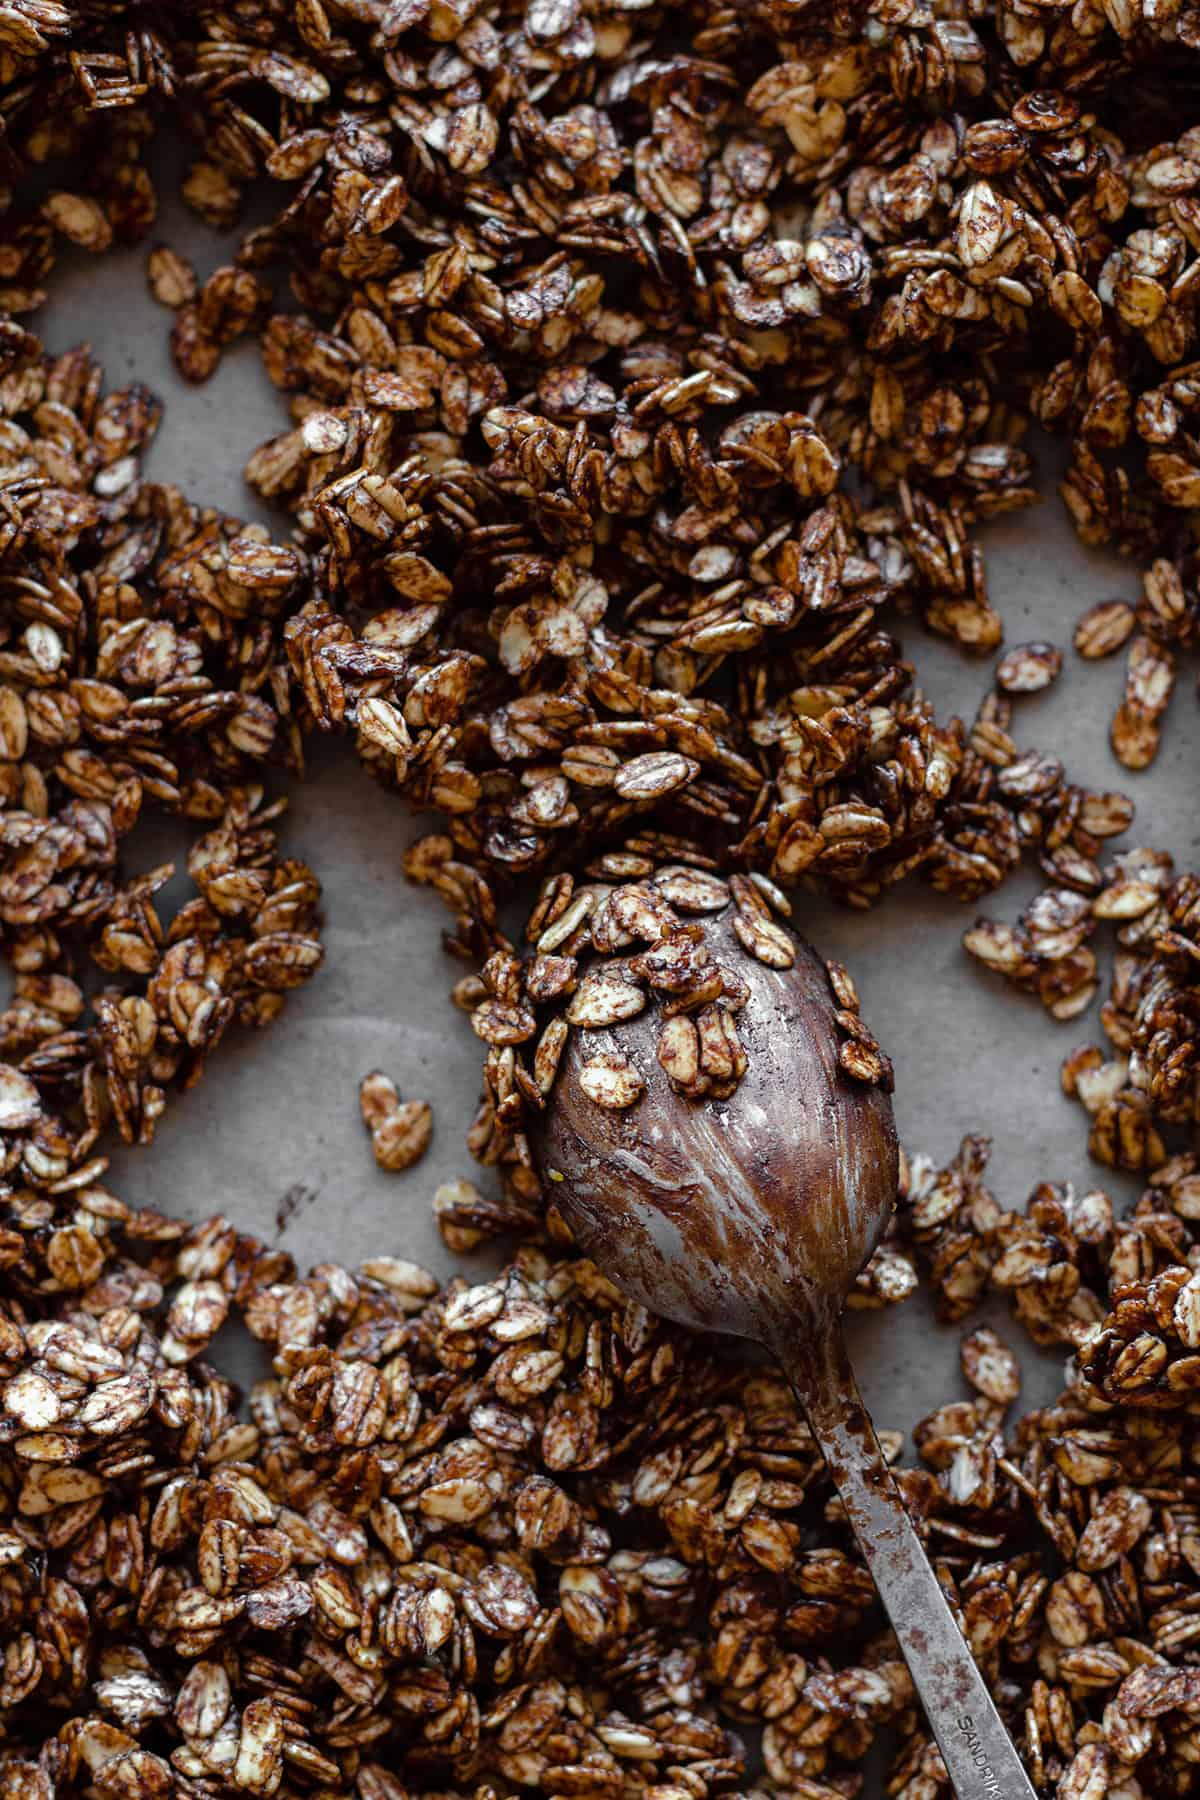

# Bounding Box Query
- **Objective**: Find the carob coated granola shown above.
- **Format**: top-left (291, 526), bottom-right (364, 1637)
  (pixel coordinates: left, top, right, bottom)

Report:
top-left (4, 2), bottom-right (1200, 1798)
top-left (0, 326), bottom-right (324, 1152)
top-left (3, 1142), bottom-right (1200, 1800)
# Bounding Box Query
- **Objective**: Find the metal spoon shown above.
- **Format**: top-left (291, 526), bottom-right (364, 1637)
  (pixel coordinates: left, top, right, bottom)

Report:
top-left (529, 904), bottom-right (1035, 1800)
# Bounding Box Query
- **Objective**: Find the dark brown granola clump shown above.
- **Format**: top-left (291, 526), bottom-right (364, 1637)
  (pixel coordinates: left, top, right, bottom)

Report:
top-left (0, 327), bottom-right (324, 1149)
top-left (0, 0), bottom-right (1171, 918)
top-left (1, 1139), bottom-right (1200, 1798)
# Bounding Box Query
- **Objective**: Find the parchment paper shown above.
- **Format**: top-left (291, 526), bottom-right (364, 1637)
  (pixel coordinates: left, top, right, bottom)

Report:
top-left (35, 168), bottom-right (1200, 1440)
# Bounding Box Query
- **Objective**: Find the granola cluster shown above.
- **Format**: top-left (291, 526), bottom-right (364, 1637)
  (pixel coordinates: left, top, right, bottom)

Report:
top-left (4, 0), bottom-right (1191, 908)
top-left (1, 1154), bottom-right (1200, 1800)
top-left (968, 844), bottom-right (1200, 1183)
top-left (0, 325), bottom-right (324, 1150)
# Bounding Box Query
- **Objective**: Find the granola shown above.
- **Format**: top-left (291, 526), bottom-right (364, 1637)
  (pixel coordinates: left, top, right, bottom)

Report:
top-left (360, 1069), bottom-right (434, 1172)
top-left (0, 327), bottom-right (324, 1148)
top-left (0, 1129), bottom-right (1196, 1798)
top-left (5, 5), bottom-right (1200, 1797)
top-left (3, 0), bottom-right (1174, 919)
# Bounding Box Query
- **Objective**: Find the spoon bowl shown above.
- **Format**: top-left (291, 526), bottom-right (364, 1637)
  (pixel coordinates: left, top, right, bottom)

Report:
top-left (532, 906), bottom-right (897, 1342)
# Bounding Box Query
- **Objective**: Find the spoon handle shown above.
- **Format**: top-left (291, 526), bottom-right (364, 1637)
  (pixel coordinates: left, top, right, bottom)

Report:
top-left (776, 1327), bottom-right (1036, 1800)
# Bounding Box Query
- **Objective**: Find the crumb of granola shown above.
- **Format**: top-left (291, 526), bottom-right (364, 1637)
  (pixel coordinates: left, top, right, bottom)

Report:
top-left (360, 1070), bottom-right (433, 1171)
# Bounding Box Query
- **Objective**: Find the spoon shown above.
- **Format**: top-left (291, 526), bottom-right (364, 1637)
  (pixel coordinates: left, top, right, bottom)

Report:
top-left (528, 892), bottom-right (1035, 1800)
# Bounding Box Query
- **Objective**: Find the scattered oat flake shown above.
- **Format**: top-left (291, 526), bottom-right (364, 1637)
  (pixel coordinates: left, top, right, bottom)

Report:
top-left (996, 641), bottom-right (1062, 694)
top-left (360, 1072), bottom-right (433, 1171)
top-left (146, 244), bottom-right (197, 307)
top-left (1074, 600), bottom-right (1136, 659)
top-left (43, 191), bottom-right (112, 251)
top-left (0, 1065), bottom-right (41, 1129)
